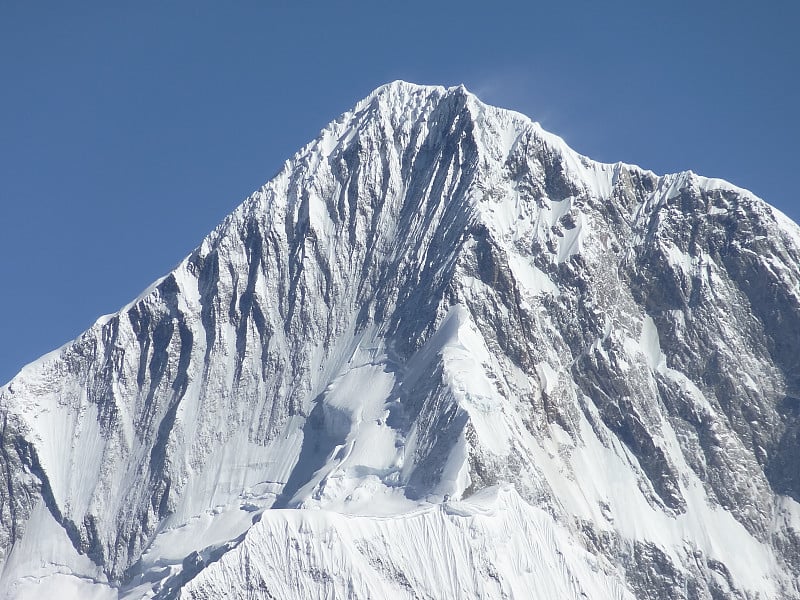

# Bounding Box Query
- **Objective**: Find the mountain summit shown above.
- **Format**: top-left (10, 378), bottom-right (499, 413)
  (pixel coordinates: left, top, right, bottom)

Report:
top-left (2, 81), bottom-right (800, 599)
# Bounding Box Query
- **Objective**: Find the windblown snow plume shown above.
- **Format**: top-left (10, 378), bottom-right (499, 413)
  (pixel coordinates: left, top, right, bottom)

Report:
top-left (2, 81), bottom-right (800, 599)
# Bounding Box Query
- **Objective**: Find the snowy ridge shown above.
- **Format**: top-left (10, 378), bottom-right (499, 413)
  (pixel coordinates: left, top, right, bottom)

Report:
top-left (2, 81), bottom-right (800, 599)
top-left (169, 486), bottom-right (634, 600)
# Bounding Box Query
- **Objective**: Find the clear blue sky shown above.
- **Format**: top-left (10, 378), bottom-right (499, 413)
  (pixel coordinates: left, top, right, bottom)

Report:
top-left (2, 1), bottom-right (798, 384)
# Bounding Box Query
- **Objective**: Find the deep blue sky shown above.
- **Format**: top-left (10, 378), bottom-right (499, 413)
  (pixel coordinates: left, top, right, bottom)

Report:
top-left (2, 1), bottom-right (798, 384)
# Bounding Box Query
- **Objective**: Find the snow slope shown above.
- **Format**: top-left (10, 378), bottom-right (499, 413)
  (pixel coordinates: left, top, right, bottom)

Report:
top-left (2, 81), bottom-right (800, 599)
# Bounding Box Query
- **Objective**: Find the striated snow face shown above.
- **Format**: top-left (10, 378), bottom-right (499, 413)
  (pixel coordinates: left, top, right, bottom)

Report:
top-left (2, 80), bottom-right (800, 599)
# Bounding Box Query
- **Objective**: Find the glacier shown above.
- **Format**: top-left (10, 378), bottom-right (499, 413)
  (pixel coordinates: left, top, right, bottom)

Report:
top-left (1, 81), bottom-right (800, 599)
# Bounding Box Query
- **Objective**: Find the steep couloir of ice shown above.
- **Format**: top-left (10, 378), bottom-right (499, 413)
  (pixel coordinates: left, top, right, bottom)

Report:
top-left (2, 81), bottom-right (800, 599)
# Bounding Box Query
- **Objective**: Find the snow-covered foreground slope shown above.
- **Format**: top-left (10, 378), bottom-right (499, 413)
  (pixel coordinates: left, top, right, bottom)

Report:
top-left (2, 81), bottom-right (800, 599)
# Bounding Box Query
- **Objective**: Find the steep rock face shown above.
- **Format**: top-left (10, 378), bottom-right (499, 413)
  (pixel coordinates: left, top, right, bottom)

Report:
top-left (1, 81), bottom-right (799, 599)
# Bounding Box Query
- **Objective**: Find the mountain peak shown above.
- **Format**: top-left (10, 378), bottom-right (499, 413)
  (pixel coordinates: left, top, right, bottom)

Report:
top-left (2, 84), bottom-right (800, 599)
top-left (360, 79), bottom-right (472, 104)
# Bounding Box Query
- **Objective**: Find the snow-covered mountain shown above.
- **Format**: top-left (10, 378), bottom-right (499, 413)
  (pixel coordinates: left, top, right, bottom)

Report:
top-left (2, 81), bottom-right (800, 599)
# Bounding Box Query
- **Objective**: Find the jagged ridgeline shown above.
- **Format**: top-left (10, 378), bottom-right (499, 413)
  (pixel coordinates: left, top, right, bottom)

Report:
top-left (2, 82), bottom-right (800, 599)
